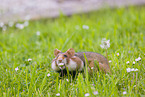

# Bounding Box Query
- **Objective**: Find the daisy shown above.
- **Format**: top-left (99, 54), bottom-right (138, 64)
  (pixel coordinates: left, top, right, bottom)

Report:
top-left (126, 61), bottom-right (129, 64)
top-left (36, 31), bottom-right (40, 36)
top-left (28, 58), bottom-right (32, 61)
top-left (109, 60), bottom-right (112, 63)
top-left (0, 22), bottom-right (4, 27)
top-left (126, 68), bottom-right (131, 72)
top-left (47, 73), bottom-right (51, 77)
top-left (82, 25), bottom-right (89, 30)
top-left (123, 91), bottom-right (127, 94)
top-left (56, 93), bottom-right (60, 96)
top-left (117, 53), bottom-right (119, 56)
top-left (93, 91), bottom-right (98, 95)
top-left (85, 93), bottom-right (90, 96)
top-left (66, 79), bottom-right (69, 82)
top-left (15, 67), bottom-right (19, 71)
top-left (133, 61), bottom-right (135, 64)
top-left (135, 57), bottom-right (141, 62)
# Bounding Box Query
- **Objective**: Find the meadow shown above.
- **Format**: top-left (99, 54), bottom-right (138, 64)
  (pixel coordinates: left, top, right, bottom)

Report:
top-left (0, 6), bottom-right (145, 97)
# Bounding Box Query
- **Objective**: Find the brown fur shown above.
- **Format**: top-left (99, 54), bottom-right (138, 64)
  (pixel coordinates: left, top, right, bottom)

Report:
top-left (53, 48), bottom-right (82, 70)
top-left (52, 48), bottom-right (111, 75)
top-left (75, 52), bottom-right (111, 73)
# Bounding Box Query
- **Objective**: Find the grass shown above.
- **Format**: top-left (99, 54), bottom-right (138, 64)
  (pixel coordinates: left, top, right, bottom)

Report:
top-left (0, 5), bottom-right (145, 97)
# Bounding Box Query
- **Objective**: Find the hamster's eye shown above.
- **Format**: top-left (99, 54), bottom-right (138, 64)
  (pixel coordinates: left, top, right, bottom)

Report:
top-left (64, 55), bottom-right (67, 57)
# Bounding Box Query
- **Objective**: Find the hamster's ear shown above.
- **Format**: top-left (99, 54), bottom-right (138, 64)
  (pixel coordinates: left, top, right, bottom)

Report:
top-left (54, 49), bottom-right (61, 57)
top-left (66, 48), bottom-right (75, 57)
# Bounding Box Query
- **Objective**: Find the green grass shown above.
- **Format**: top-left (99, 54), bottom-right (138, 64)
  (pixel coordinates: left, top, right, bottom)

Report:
top-left (0, 6), bottom-right (145, 97)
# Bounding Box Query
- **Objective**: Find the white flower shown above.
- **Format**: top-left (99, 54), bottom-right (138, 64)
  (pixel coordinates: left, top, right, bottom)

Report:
top-left (109, 60), bottom-right (112, 63)
top-left (134, 68), bottom-right (138, 71)
top-left (100, 38), bottom-right (110, 49)
top-left (135, 57), bottom-right (141, 62)
top-left (91, 67), bottom-right (94, 69)
top-left (8, 21), bottom-right (14, 27)
top-left (24, 21), bottom-right (29, 26)
top-left (15, 67), bottom-right (19, 71)
top-left (47, 73), bottom-right (51, 77)
top-left (85, 93), bottom-right (90, 96)
top-left (131, 68), bottom-right (135, 71)
top-left (133, 61), bottom-right (135, 64)
top-left (126, 68), bottom-right (131, 72)
top-left (117, 53), bottom-right (119, 56)
top-left (138, 57), bottom-right (141, 60)
top-left (28, 58), bottom-right (32, 61)
top-left (0, 22), bottom-right (4, 27)
top-left (16, 23), bottom-right (24, 29)
top-left (126, 68), bottom-right (138, 72)
top-left (123, 91), bottom-right (127, 94)
top-left (66, 79), bottom-right (69, 82)
top-left (36, 31), bottom-right (40, 36)
top-left (56, 93), bottom-right (60, 96)
top-left (133, 85), bottom-right (136, 87)
top-left (82, 25), bottom-right (89, 30)
top-left (126, 61), bottom-right (129, 64)
top-left (93, 91), bottom-right (98, 95)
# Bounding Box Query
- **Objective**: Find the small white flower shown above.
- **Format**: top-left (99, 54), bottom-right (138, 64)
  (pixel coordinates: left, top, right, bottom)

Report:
top-left (135, 57), bottom-right (141, 62)
top-left (6, 69), bottom-right (7, 71)
top-left (133, 61), bottom-right (135, 64)
top-left (0, 22), bottom-right (4, 27)
top-left (66, 79), bottom-right (69, 82)
top-left (8, 21), bottom-right (14, 27)
top-left (47, 73), bottom-right (51, 77)
top-left (126, 68), bottom-right (131, 72)
top-left (56, 93), bottom-right (60, 96)
top-left (36, 31), bottom-right (40, 36)
top-left (117, 53), bottom-right (119, 56)
top-left (91, 67), bottom-right (94, 69)
top-left (131, 68), bottom-right (135, 71)
top-left (100, 38), bottom-right (110, 49)
top-left (15, 67), bottom-right (19, 71)
top-left (137, 57), bottom-right (141, 61)
top-left (16, 23), bottom-right (24, 29)
top-left (135, 58), bottom-right (138, 61)
top-left (93, 91), bottom-right (98, 95)
top-left (126, 61), bottom-right (129, 64)
top-left (82, 25), bottom-right (89, 30)
top-left (85, 93), bottom-right (90, 96)
top-left (24, 21), bottom-right (29, 26)
top-left (109, 60), bottom-right (112, 63)
top-left (126, 68), bottom-right (138, 72)
top-left (123, 91), bottom-right (127, 94)
top-left (28, 58), bottom-right (32, 61)
top-left (134, 68), bottom-right (138, 71)
top-left (133, 85), bottom-right (136, 87)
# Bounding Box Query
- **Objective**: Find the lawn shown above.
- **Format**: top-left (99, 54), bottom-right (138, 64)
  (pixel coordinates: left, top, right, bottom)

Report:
top-left (0, 6), bottom-right (145, 97)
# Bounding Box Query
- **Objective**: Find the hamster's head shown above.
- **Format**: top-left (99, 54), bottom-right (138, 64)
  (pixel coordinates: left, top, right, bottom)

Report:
top-left (52, 48), bottom-right (75, 70)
